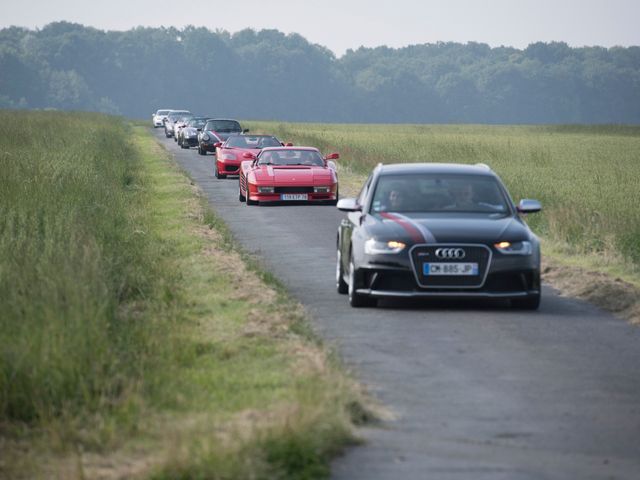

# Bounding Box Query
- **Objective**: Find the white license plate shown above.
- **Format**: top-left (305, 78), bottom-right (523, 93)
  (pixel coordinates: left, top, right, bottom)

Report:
top-left (423, 263), bottom-right (479, 276)
top-left (280, 193), bottom-right (308, 201)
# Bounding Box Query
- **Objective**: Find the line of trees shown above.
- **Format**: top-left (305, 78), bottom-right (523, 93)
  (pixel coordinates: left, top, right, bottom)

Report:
top-left (1, 22), bottom-right (639, 124)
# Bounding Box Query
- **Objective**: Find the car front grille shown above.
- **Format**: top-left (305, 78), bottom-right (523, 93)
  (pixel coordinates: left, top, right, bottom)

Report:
top-left (410, 244), bottom-right (491, 288)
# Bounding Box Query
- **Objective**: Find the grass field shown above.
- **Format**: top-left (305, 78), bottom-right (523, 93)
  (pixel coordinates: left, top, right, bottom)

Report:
top-left (0, 112), bottom-right (367, 479)
top-left (247, 121), bottom-right (640, 282)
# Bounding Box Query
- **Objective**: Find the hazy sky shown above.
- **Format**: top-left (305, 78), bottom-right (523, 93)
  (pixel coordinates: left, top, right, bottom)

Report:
top-left (1, 0), bottom-right (639, 56)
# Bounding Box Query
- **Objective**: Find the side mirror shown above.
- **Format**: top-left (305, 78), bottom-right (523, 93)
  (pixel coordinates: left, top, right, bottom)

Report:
top-left (197, 128), bottom-right (202, 131)
top-left (242, 152), bottom-right (256, 160)
top-left (214, 142), bottom-right (223, 148)
top-left (285, 142), bottom-right (293, 147)
top-left (325, 152), bottom-right (340, 160)
top-left (243, 129), bottom-right (250, 133)
top-left (337, 198), bottom-right (362, 212)
top-left (517, 199), bottom-right (542, 214)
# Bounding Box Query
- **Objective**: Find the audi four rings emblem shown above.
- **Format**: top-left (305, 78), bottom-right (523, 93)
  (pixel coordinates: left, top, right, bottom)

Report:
top-left (435, 248), bottom-right (466, 259)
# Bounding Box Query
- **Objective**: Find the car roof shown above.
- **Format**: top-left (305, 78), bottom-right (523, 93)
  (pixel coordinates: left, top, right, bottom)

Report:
top-left (378, 163), bottom-right (496, 177)
top-left (205, 118), bottom-right (241, 122)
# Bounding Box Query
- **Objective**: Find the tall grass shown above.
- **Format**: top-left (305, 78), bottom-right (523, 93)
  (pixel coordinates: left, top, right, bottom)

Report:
top-left (248, 121), bottom-right (640, 268)
top-left (0, 111), bottom-right (163, 423)
top-left (1, 114), bottom-right (366, 478)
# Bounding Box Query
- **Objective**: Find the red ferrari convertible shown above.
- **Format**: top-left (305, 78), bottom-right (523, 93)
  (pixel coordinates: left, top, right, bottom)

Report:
top-left (239, 147), bottom-right (339, 205)
top-left (213, 134), bottom-right (284, 179)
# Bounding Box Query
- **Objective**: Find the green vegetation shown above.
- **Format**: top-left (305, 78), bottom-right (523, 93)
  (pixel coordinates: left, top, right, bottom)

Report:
top-left (0, 112), bottom-right (365, 479)
top-left (1, 22), bottom-right (639, 123)
top-left (248, 121), bottom-right (640, 280)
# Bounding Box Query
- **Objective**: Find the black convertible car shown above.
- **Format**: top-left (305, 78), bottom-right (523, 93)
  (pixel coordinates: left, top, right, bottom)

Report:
top-left (336, 163), bottom-right (542, 309)
top-left (197, 119), bottom-right (247, 155)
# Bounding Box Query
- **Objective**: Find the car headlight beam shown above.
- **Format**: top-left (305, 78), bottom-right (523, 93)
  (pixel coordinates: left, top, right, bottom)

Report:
top-left (364, 238), bottom-right (406, 255)
top-left (494, 240), bottom-right (532, 255)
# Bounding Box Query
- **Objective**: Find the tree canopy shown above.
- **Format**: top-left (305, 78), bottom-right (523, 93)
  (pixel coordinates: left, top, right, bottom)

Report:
top-left (1, 22), bottom-right (638, 123)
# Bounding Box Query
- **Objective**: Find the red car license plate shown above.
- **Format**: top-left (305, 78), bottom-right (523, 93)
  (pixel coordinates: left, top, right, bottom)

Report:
top-left (280, 193), bottom-right (308, 201)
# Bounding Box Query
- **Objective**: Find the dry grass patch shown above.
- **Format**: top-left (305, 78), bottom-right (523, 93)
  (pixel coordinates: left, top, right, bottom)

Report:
top-left (542, 258), bottom-right (640, 324)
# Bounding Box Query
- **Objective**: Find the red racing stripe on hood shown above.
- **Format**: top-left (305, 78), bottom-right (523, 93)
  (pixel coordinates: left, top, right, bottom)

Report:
top-left (380, 212), bottom-right (425, 243)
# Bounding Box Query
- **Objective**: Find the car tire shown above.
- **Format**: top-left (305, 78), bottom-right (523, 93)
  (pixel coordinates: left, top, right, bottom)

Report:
top-left (327, 187), bottom-right (339, 206)
top-left (181, 142), bottom-right (188, 149)
top-left (348, 259), bottom-right (376, 307)
top-left (214, 163), bottom-right (226, 179)
top-left (512, 294), bottom-right (541, 310)
top-left (198, 146), bottom-right (206, 155)
top-left (336, 248), bottom-right (348, 294)
top-left (165, 131), bottom-right (170, 138)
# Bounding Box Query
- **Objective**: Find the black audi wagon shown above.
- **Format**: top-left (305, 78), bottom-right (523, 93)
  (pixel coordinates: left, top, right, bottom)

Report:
top-left (336, 163), bottom-right (542, 309)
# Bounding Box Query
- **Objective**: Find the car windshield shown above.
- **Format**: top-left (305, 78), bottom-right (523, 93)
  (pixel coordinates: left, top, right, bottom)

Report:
top-left (187, 118), bottom-right (207, 128)
top-left (156, 110), bottom-right (170, 115)
top-left (370, 173), bottom-right (510, 214)
top-left (226, 135), bottom-right (280, 149)
top-left (258, 149), bottom-right (324, 166)
top-left (205, 120), bottom-right (242, 133)
top-left (167, 111), bottom-right (189, 121)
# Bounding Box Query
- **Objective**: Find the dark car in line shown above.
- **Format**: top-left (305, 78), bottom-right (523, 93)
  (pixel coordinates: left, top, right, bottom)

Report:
top-left (197, 119), bottom-right (247, 155)
top-left (336, 163), bottom-right (542, 309)
top-left (178, 117), bottom-right (210, 148)
top-left (213, 134), bottom-right (284, 178)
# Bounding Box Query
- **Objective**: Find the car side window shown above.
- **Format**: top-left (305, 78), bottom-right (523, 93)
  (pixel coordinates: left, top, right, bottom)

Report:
top-left (357, 174), bottom-right (373, 206)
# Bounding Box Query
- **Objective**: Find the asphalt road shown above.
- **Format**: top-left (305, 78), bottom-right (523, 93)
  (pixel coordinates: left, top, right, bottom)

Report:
top-left (155, 130), bottom-right (640, 480)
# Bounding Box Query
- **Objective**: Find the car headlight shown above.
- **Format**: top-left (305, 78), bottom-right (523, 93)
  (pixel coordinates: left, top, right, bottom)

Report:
top-left (221, 153), bottom-right (237, 161)
top-left (314, 186), bottom-right (331, 193)
top-left (258, 186), bottom-right (274, 193)
top-left (202, 134), bottom-right (210, 141)
top-left (364, 238), bottom-right (406, 255)
top-left (494, 240), bottom-right (532, 255)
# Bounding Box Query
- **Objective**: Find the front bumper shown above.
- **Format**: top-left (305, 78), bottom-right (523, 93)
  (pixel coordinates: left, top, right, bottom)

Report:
top-left (247, 191), bottom-right (337, 204)
top-left (200, 142), bottom-right (217, 153)
top-left (217, 159), bottom-right (241, 174)
top-left (352, 249), bottom-right (540, 300)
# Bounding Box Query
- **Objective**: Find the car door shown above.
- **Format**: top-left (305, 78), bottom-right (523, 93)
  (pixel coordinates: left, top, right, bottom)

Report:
top-left (339, 172), bottom-right (374, 270)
